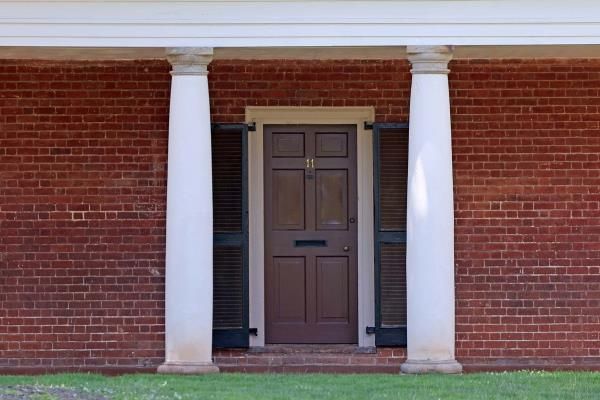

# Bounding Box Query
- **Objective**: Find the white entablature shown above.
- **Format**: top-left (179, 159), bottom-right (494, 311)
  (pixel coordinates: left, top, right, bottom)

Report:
top-left (1, 0), bottom-right (600, 48)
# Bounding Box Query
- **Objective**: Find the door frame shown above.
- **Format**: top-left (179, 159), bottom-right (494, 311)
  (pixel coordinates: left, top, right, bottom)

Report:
top-left (246, 107), bottom-right (376, 347)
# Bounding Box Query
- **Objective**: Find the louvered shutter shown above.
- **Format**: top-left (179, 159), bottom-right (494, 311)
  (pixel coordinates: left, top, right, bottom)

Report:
top-left (211, 124), bottom-right (249, 348)
top-left (373, 123), bottom-right (409, 346)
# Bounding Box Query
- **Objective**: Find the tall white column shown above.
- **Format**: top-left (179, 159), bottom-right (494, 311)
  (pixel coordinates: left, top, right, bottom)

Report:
top-left (401, 46), bottom-right (462, 374)
top-left (158, 47), bottom-right (219, 374)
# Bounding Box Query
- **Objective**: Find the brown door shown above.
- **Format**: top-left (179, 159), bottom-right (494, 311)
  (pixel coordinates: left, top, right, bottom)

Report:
top-left (264, 124), bottom-right (358, 344)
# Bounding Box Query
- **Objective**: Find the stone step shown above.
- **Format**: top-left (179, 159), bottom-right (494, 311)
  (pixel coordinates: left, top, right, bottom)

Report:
top-left (213, 346), bottom-right (407, 373)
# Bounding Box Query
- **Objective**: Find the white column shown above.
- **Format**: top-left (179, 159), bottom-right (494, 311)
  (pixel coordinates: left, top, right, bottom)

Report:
top-left (158, 47), bottom-right (219, 374)
top-left (401, 46), bottom-right (462, 374)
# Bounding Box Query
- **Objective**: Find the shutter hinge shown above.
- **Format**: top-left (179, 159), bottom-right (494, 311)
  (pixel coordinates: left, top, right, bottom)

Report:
top-left (246, 122), bottom-right (256, 132)
top-left (363, 121), bottom-right (374, 131)
top-left (249, 328), bottom-right (258, 336)
top-left (366, 326), bottom-right (377, 335)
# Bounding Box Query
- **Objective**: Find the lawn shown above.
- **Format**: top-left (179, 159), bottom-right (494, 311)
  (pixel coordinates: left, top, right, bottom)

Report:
top-left (0, 372), bottom-right (599, 400)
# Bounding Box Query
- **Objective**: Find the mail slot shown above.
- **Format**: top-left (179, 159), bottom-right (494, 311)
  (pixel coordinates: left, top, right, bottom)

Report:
top-left (294, 240), bottom-right (327, 247)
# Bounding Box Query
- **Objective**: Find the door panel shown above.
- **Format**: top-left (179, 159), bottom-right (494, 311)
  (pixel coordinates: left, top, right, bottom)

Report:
top-left (316, 257), bottom-right (349, 322)
top-left (265, 124), bottom-right (358, 344)
top-left (273, 257), bottom-right (307, 322)
top-left (316, 170), bottom-right (348, 231)
top-left (272, 169), bottom-right (305, 230)
top-left (316, 132), bottom-right (348, 157)
top-left (272, 132), bottom-right (305, 157)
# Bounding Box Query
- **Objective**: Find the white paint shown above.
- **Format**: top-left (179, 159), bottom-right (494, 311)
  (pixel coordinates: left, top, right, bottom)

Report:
top-left (401, 46), bottom-right (461, 374)
top-left (158, 47), bottom-right (218, 373)
top-left (245, 107), bottom-right (375, 348)
top-left (411, 159), bottom-right (429, 219)
top-left (2, 1), bottom-right (600, 47)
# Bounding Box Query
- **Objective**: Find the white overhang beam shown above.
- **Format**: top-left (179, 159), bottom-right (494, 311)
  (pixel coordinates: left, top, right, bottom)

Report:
top-left (2, 45), bottom-right (600, 61)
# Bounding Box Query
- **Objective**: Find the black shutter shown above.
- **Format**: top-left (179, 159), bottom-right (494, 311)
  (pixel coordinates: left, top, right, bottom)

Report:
top-left (212, 123), bottom-right (249, 348)
top-left (373, 123), bottom-right (409, 347)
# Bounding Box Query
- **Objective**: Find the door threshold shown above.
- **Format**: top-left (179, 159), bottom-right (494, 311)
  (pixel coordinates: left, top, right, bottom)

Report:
top-left (249, 344), bottom-right (376, 354)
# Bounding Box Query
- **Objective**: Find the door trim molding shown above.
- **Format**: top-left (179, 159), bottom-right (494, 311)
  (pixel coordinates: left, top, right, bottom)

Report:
top-left (245, 107), bottom-right (376, 347)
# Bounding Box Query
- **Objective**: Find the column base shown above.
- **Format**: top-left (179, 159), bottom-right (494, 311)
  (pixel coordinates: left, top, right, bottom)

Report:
top-left (157, 361), bottom-right (220, 375)
top-left (401, 359), bottom-right (462, 374)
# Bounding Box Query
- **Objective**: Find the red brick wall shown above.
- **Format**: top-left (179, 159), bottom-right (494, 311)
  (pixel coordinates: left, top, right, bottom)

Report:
top-left (208, 59), bottom-right (411, 122)
top-left (452, 59), bottom-right (600, 369)
top-left (0, 60), bottom-right (171, 371)
top-left (1, 58), bottom-right (600, 371)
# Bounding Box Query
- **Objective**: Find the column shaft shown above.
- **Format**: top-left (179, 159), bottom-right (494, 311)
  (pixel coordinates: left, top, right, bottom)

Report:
top-left (158, 47), bottom-right (218, 374)
top-left (401, 46), bottom-right (462, 374)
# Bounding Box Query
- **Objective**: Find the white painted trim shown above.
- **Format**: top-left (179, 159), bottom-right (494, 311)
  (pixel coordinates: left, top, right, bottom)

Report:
top-left (245, 107), bottom-right (376, 348)
top-left (4, 45), bottom-right (600, 61)
top-left (2, 1), bottom-right (600, 47)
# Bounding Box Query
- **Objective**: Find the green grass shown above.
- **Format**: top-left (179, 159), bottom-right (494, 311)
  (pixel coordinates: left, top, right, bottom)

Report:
top-left (1, 372), bottom-right (599, 400)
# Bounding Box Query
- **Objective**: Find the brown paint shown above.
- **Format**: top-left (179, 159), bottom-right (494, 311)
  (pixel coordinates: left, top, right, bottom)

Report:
top-left (264, 124), bottom-right (358, 344)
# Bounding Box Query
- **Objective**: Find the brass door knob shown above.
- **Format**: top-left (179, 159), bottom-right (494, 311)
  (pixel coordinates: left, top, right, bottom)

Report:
top-left (343, 246), bottom-right (350, 252)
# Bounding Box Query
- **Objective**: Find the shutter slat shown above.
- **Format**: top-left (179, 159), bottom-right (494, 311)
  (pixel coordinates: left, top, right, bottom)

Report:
top-left (380, 243), bottom-right (407, 327)
top-left (212, 129), bottom-right (243, 233)
top-left (214, 246), bottom-right (244, 328)
top-left (379, 129), bottom-right (409, 231)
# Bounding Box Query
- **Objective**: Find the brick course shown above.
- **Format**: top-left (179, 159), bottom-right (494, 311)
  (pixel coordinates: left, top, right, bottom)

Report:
top-left (1, 58), bottom-right (599, 371)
